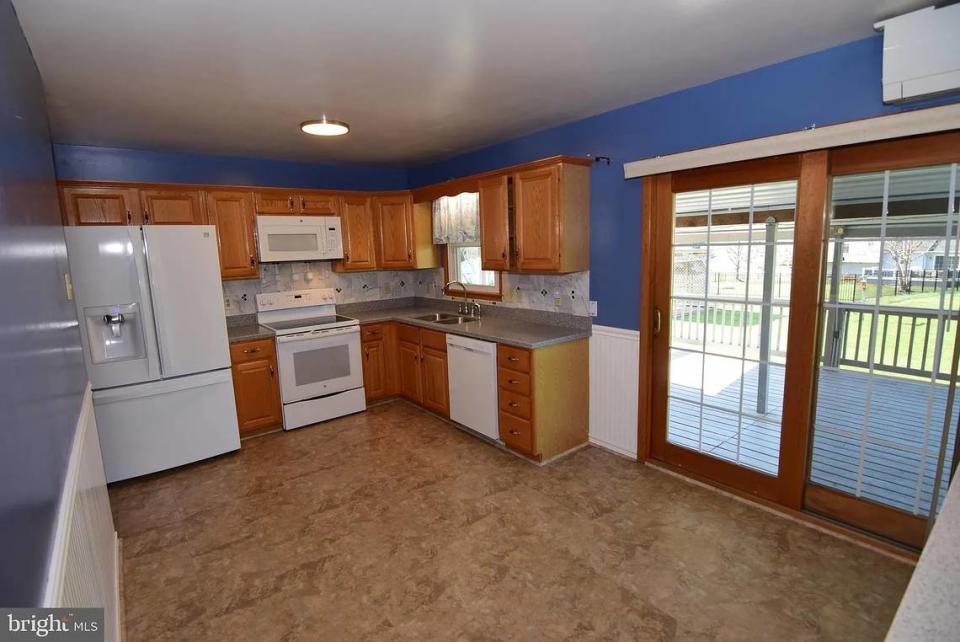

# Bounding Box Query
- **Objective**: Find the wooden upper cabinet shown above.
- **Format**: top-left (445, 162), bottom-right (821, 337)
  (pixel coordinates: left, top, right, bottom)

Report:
top-left (256, 190), bottom-right (339, 215)
top-left (513, 162), bottom-right (590, 273)
top-left (255, 191), bottom-right (298, 214)
top-left (375, 194), bottom-right (416, 269)
top-left (61, 185), bottom-right (140, 225)
top-left (140, 189), bottom-right (205, 224)
top-left (205, 191), bottom-right (259, 279)
top-left (478, 174), bottom-right (510, 271)
top-left (335, 195), bottom-right (378, 271)
top-left (514, 165), bottom-right (561, 272)
top-left (299, 192), bottom-right (340, 215)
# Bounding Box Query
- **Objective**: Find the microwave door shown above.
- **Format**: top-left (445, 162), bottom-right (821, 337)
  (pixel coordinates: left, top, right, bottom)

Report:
top-left (257, 216), bottom-right (325, 262)
top-left (276, 328), bottom-right (362, 403)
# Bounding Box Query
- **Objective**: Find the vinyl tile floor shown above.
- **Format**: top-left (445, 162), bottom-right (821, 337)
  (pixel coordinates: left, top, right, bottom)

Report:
top-left (109, 400), bottom-right (913, 641)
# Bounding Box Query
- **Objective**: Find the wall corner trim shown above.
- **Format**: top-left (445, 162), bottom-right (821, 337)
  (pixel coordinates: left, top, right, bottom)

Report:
top-left (623, 103), bottom-right (960, 179)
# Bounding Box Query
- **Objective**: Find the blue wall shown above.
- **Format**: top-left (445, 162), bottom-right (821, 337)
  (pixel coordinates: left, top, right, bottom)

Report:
top-left (408, 36), bottom-right (960, 330)
top-left (54, 144), bottom-right (408, 191)
top-left (0, 1), bottom-right (87, 605)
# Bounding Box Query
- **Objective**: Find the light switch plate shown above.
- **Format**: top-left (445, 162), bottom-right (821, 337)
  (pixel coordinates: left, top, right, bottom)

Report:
top-left (589, 300), bottom-right (598, 317)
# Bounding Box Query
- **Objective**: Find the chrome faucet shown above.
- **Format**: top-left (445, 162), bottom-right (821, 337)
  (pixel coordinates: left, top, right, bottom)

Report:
top-left (444, 280), bottom-right (474, 316)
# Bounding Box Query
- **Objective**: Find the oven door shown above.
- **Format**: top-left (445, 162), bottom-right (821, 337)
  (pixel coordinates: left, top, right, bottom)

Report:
top-left (275, 326), bottom-right (363, 403)
top-left (257, 216), bottom-right (326, 262)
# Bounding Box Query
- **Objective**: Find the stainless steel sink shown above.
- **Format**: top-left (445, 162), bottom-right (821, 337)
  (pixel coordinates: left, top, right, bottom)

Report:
top-left (436, 316), bottom-right (479, 325)
top-left (413, 312), bottom-right (460, 322)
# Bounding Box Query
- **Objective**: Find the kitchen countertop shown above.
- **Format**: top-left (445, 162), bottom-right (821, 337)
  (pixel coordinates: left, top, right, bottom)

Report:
top-left (227, 323), bottom-right (275, 343)
top-left (347, 305), bottom-right (590, 349)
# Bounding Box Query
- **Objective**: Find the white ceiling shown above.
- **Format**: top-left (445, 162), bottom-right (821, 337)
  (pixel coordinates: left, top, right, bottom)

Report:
top-left (12, 0), bottom-right (932, 165)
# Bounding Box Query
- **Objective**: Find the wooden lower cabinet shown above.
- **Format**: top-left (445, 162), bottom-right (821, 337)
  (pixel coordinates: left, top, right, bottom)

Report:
top-left (397, 338), bottom-right (422, 403)
top-left (497, 340), bottom-right (588, 462)
top-left (229, 338), bottom-right (282, 437)
top-left (419, 331), bottom-right (449, 417)
top-left (360, 322), bottom-right (448, 416)
top-left (360, 322), bottom-right (397, 402)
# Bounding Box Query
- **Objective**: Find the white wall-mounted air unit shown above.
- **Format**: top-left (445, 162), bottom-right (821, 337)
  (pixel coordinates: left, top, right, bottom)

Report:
top-left (875, 4), bottom-right (960, 104)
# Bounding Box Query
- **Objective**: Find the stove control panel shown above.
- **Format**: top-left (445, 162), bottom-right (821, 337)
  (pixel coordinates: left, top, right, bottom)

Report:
top-left (256, 288), bottom-right (336, 312)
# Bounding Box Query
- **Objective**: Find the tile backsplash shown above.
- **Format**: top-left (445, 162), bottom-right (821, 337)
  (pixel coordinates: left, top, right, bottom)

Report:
top-left (222, 261), bottom-right (590, 317)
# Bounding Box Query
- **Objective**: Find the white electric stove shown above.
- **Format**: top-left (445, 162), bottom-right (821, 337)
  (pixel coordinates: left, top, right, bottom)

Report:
top-left (257, 288), bottom-right (366, 430)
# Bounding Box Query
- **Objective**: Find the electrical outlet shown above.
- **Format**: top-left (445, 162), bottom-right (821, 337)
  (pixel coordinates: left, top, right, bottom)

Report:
top-left (382, 282), bottom-right (392, 296)
top-left (224, 296), bottom-right (232, 310)
top-left (554, 296), bottom-right (562, 307)
top-left (64, 273), bottom-right (73, 301)
top-left (589, 300), bottom-right (598, 317)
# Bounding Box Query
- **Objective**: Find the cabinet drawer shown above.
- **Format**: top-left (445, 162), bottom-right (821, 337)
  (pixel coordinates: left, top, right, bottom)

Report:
top-left (499, 389), bottom-right (532, 420)
top-left (497, 345), bottom-right (531, 373)
top-left (397, 323), bottom-right (421, 345)
top-left (497, 368), bottom-right (531, 396)
top-left (230, 338), bottom-right (275, 364)
top-left (361, 323), bottom-right (386, 342)
top-left (420, 328), bottom-right (446, 352)
top-left (499, 412), bottom-right (534, 455)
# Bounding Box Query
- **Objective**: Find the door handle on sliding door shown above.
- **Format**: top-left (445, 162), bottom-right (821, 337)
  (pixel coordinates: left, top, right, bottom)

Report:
top-left (653, 307), bottom-right (662, 336)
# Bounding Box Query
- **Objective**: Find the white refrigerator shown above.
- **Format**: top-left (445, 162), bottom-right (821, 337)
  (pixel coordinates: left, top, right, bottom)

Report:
top-left (65, 225), bottom-right (240, 482)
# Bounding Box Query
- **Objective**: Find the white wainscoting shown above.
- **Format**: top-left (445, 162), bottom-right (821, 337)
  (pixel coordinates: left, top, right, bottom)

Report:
top-left (43, 384), bottom-right (120, 642)
top-left (589, 325), bottom-right (640, 459)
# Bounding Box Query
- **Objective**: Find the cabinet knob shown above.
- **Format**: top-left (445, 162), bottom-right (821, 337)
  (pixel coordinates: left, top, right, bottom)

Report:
top-left (300, 197), bottom-right (305, 210)
top-left (501, 250), bottom-right (507, 259)
top-left (126, 209), bottom-right (132, 224)
top-left (269, 365), bottom-right (274, 376)
top-left (508, 401), bottom-right (519, 407)
top-left (508, 379), bottom-right (520, 385)
top-left (288, 197), bottom-right (294, 211)
top-left (344, 254), bottom-right (350, 262)
top-left (507, 356), bottom-right (519, 362)
top-left (509, 429), bottom-right (520, 436)
top-left (249, 255), bottom-right (256, 266)
top-left (243, 347), bottom-right (261, 354)
top-left (407, 252), bottom-right (412, 260)
top-left (143, 208), bottom-right (150, 223)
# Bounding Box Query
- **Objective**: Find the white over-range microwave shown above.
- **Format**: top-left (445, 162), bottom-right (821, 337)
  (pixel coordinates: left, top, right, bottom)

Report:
top-left (256, 215), bottom-right (344, 262)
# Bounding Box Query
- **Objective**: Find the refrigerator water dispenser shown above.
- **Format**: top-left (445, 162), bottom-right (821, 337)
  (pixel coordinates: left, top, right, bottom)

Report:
top-left (84, 303), bottom-right (146, 363)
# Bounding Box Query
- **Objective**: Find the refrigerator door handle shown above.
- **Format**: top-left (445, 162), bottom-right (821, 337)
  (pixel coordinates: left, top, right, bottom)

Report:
top-left (140, 227), bottom-right (169, 377)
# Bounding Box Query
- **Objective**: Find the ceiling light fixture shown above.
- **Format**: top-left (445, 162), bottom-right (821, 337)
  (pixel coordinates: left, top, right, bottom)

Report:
top-left (300, 116), bottom-right (350, 137)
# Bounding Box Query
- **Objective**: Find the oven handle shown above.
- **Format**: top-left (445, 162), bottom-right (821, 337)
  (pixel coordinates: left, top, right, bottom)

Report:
top-left (276, 326), bottom-right (359, 343)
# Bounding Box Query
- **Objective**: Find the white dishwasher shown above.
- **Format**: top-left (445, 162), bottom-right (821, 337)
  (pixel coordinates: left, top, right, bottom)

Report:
top-left (446, 334), bottom-right (500, 440)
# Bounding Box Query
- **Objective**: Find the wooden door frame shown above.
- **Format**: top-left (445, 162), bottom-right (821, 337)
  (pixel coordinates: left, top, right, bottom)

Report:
top-left (639, 152), bottom-right (829, 508)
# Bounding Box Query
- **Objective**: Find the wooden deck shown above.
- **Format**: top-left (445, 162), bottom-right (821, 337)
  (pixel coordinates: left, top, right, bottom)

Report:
top-left (668, 354), bottom-right (957, 516)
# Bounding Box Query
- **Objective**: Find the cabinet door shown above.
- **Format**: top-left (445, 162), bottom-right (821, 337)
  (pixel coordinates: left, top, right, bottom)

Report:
top-left (337, 195), bottom-right (378, 271)
top-left (375, 195), bottom-right (415, 269)
top-left (478, 175), bottom-right (510, 270)
top-left (232, 357), bottom-right (282, 436)
top-left (61, 186), bottom-right (140, 225)
top-left (362, 339), bottom-right (388, 401)
top-left (398, 340), bottom-right (422, 403)
top-left (514, 165), bottom-right (561, 271)
top-left (300, 192), bottom-right (340, 215)
top-left (205, 191), bottom-right (259, 279)
top-left (420, 347), bottom-right (449, 417)
top-left (255, 191), bottom-right (298, 214)
top-left (140, 189), bottom-right (205, 224)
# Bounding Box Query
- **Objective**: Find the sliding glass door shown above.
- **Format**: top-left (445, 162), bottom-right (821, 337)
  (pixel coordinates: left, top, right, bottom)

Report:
top-left (806, 163), bottom-right (960, 547)
top-left (642, 134), bottom-right (960, 547)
